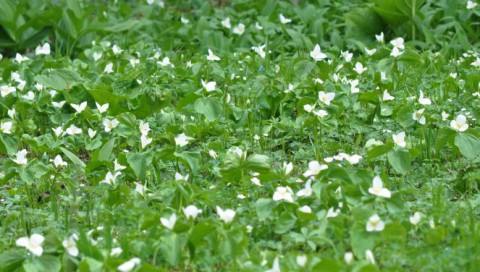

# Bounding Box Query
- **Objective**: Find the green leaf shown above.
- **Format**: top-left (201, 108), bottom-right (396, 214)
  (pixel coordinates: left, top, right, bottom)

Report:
top-left (174, 151), bottom-right (201, 172)
top-left (0, 134), bottom-right (18, 154)
top-left (60, 147), bottom-right (86, 168)
top-left (244, 154), bottom-right (271, 172)
top-left (255, 198), bottom-right (277, 221)
top-left (95, 138), bottom-right (115, 162)
top-left (274, 211), bottom-right (297, 234)
top-left (366, 142), bottom-right (394, 159)
top-left (23, 255), bottom-right (61, 272)
top-left (160, 233), bottom-right (188, 266)
top-left (34, 69), bottom-right (83, 90)
top-left (381, 222), bottom-right (406, 245)
top-left (0, 250), bottom-right (26, 271)
top-left (387, 148), bottom-right (411, 174)
top-left (127, 151), bottom-right (154, 180)
top-left (454, 133), bottom-right (480, 159)
top-left (435, 128), bottom-right (456, 153)
top-left (194, 97), bottom-right (223, 121)
top-left (78, 257), bottom-right (103, 272)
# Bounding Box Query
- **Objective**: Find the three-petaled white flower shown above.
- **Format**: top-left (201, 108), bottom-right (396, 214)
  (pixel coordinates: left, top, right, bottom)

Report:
top-left (103, 118), bottom-right (119, 132)
top-left (13, 149), bottom-right (28, 165)
top-left (201, 79), bottom-right (216, 92)
top-left (273, 186), bottom-right (294, 202)
top-left (183, 205), bottom-right (202, 219)
top-left (279, 14), bottom-right (292, 24)
top-left (410, 212), bottom-right (422, 225)
top-left (310, 44), bottom-right (327, 62)
top-left (52, 155), bottom-right (68, 168)
top-left (1, 121), bottom-right (12, 134)
top-left (100, 171), bottom-right (121, 186)
top-left (318, 91), bottom-right (335, 105)
top-left (175, 133), bottom-right (192, 147)
top-left (303, 160), bottom-right (328, 177)
top-left (62, 234), bottom-right (79, 257)
top-left (418, 90), bottom-right (431, 105)
top-left (96, 102), bottom-right (109, 113)
top-left (366, 214), bottom-right (385, 232)
top-left (353, 62), bottom-right (367, 74)
top-left (207, 49), bottom-right (220, 61)
top-left (118, 258), bottom-right (141, 272)
top-left (71, 102), bottom-right (87, 113)
top-left (160, 213), bottom-right (177, 230)
top-left (368, 176), bottom-right (391, 198)
top-left (450, 114), bottom-right (469, 132)
top-left (392, 132), bottom-right (406, 147)
top-left (216, 206), bottom-right (236, 223)
top-left (412, 108), bottom-right (426, 125)
top-left (35, 43), bottom-right (50, 55)
top-left (16, 234), bottom-right (44, 256)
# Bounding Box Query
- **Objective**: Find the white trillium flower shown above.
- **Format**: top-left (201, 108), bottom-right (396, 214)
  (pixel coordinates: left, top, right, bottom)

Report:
top-left (341, 50), bottom-right (353, 62)
top-left (251, 44), bottom-right (266, 58)
top-left (65, 124), bottom-right (82, 135)
top-left (366, 214), bottom-right (385, 232)
top-left (100, 171), bottom-right (121, 186)
top-left (201, 79), bottom-right (216, 92)
top-left (22, 91), bottom-right (35, 101)
top-left (1, 121), bottom-right (12, 134)
top-left (129, 58), bottom-right (140, 67)
top-left (96, 102), bottom-right (109, 113)
top-left (450, 114), bottom-right (469, 132)
top-left (118, 258), bottom-right (141, 272)
top-left (175, 172), bottom-right (189, 181)
top-left (303, 160), bottom-right (328, 177)
top-left (135, 182), bottom-right (147, 196)
top-left (467, 0), bottom-right (478, 9)
top-left (279, 14), bottom-right (292, 24)
top-left (8, 108), bottom-right (15, 119)
top-left (114, 159), bottom-right (126, 172)
top-left (326, 207), bottom-right (340, 218)
top-left (368, 176), bottom-right (391, 198)
top-left (412, 108), bottom-right (426, 125)
top-left (353, 62), bottom-right (367, 74)
top-left (93, 52), bottom-right (102, 61)
top-left (71, 102), bottom-right (87, 113)
top-left (88, 128), bottom-right (97, 138)
top-left (112, 44), bottom-right (123, 55)
top-left (296, 180), bottom-right (312, 197)
top-left (344, 252), bottom-right (354, 265)
top-left (365, 48), bottom-right (377, 56)
top-left (221, 17), bottom-right (231, 29)
top-left (232, 23), bottom-right (245, 35)
top-left (52, 100), bottom-right (67, 108)
top-left (298, 205), bottom-right (312, 213)
top-left (15, 53), bottom-right (29, 63)
top-left (53, 126), bottom-right (64, 137)
top-left (441, 111), bottom-right (450, 121)
top-left (310, 44), bottom-right (327, 62)
top-left (375, 32), bottom-right (384, 43)
top-left (383, 90), bottom-right (395, 101)
top-left (182, 205), bottom-right (202, 219)
top-left (52, 155), bottom-right (68, 168)
top-left (104, 63), bottom-right (114, 73)
top-left (208, 150), bottom-right (218, 159)
top-left (365, 250), bottom-right (376, 264)
top-left (392, 132), bottom-right (407, 147)
top-left (350, 79), bottom-right (360, 93)
top-left (157, 56), bottom-right (173, 67)
top-left (1, 85), bottom-right (16, 97)
top-left (303, 104), bottom-right (314, 113)
top-left (175, 133), bottom-right (192, 147)
top-left (35, 43), bottom-right (50, 55)
top-left (272, 186), bottom-right (294, 202)
top-left (160, 213), bottom-right (177, 230)
top-left (141, 134), bottom-right (152, 149)
top-left (16, 234), bottom-right (45, 256)
top-left (266, 257), bottom-right (281, 272)
top-left (216, 206), bottom-right (236, 223)
top-left (390, 37), bottom-right (405, 49)
top-left (410, 212), bottom-right (422, 225)
top-left (103, 118), bottom-right (119, 132)
top-left (13, 149), bottom-right (28, 165)
top-left (418, 90), bottom-right (431, 105)
top-left (180, 16), bottom-right (189, 24)
top-left (207, 49), bottom-right (220, 61)
top-left (318, 91), bottom-right (335, 105)
top-left (139, 121), bottom-right (151, 135)
top-left (283, 162), bottom-right (293, 176)
top-left (62, 235), bottom-right (79, 257)
top-left (390, 47), bottom-right (404, 58)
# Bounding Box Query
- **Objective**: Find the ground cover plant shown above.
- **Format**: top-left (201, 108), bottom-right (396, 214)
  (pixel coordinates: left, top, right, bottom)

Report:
top-left (1, 0), bottom-right (480, 271)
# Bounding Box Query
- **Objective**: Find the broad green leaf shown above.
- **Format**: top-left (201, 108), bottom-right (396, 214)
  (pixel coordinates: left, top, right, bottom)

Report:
top-left (34, 69), bottom-right (83, 90)
top-left (387, 148), bottom-right (411, 174)
top-left (454, 133), bottom-right (480, 159)
top-left (194, 97), bottom-right (223, 121)
top-left (366, 142), bottom-right (394, 159)
top-left (96, 138), bottom-right (115, 162)
top-left (274, 211), bottom-right (297, 234)
top-left (23, 255), bottom-right (61, 272)
top-left (60, 147), bottom-right (86, 168)
top-left (244, 154), bottom-right (271, 172)
top-left (435, 128), bottom-right (456, 153)
top-left (0, 250), bottom-right (25, 271)
top-left (127, 151), bottom-right (154, 180)
top-left (255, 198), bottom-right (277, 221)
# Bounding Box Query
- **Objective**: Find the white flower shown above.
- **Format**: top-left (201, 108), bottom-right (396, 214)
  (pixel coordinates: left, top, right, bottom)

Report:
top-left (383, 90), bottom-right (395, 101)
top-left (21, 91), bottom-right (35, 101)
top-left (7, 108), bottom-right (15, 119)
top-left (65, 124), bottom-right (82, 135)
top-left (111, 247), bottom-right (123, 257)
top-left (365, 48), bottom-right (377, 56)
top-left (450, 114), bottom-right (469, 132)
top-left (141, 134), bottom-right (152, 149)
top-left (341, 50), bottom-right (353, 62)
top-left (296, 180), bottom-right (312, 197)
top-left (409, 212), bottom-right (421, 225)
top-left (135, 182), bottom-right (147, 196)
top-left (283, 162), bottom-right (293, 176)
top-left (251, 177), bottom-right (262, 186)
top-left (62, 235), bottom-right (79, 257)
top-left (53, 126), bottom-right (64, 137)
top-left (344, 252), bottom-right (354, 265)
top-left (412, 108), bottom-right (426, 125)
top-left (216, 206), bottom-right (236, 223)
top-left (96, 102), bottom-right (109, 113)
top-left (201, 79), bottom-right (216, 92)
top-left (100, 171), bottom-right (121, 186)
top-left (112, 44), bottom-right (123, 55)
top-left (418, 90), bottom-right (431, 105)
top-left (232, 23), bottom-right (245, 35)
top-left (52, 155), bottom-right (68, 168)
top-left (52, 101), bottom-right (67, 108)
top-left (303, 104), bottom-right (314, 113)
top-left (71, 102), bottom-right (87, 113)
top-left (251, 44), bottom-right (266, 58)
top-left (353, 62), bottom-right (367, 74)
top-left (88, 128), bottom-right (97, 138)
top-left (160, 214), bottom-right (177, 230)
top-left (441, 111), bottom-right (450, 121)
top-left (182, 205), bottom-right (202, 219)
top-left (16, 234), bottom-right (44, 256)
top-left (35, 43), bottom-right (50, 55)
top-left (303, 160), bottom-right (328, 177)
top-left (326, 207), bottom-right (340, 218)
top-left (157, 57), bottom-right (173, 67)
top-left (255, 22), bottom-right (263, 30)
top-left (392, 132), bottom-right (406, 147)
top-left (273, 186), bottom-right (294, 202)
top-left (313, 109), bottom-right (328, 118)
top-left (221, 17), bottom-right (231, 29)
top-left (175, 133), bottom-right (192, 147)
top-left (318, 91), bottom-right (335, 105)
top-left (296, 255), bottom-right (307, 267)
top-left (13, 149), bottom-right (28, 165)
top-left (350, 79), bottom-right (360, 93)
top-left (266, 257), bottom-right (281, 272)
top-left (104, 63), bottom-right (114, 73)
top-left (345, 154), bottom-right (362, 164)
top-left (310, 44), bottom-right (327, 61)
top-left (375, 32), bottom-right (384, 43)
top-left (207, 49), bottom-right (220, 61)
top-left (180, 16), bottom-right (189, 24)
top-left (114, 159), bottom-right (126, 172)
top-left (175, 172), bottom-right (189, 181)
top-left (368, 176), bottom-right (391, 198)
top-left (118, 258), bottom-right (141, 272)
top-left (129, 58), bottom-right (140, 67)
top-left (298, 205), bottom-right (312, 213)
top-left (208, 150), bottom-right (218, 159)
top-left (471, 57), bottom-right (480, 67)
top-left (366, 214), bottom-right (385, 232)
top-left (15, 53), bottom-right (29, 63)
top-left (103, 118), bottom-right (119, 132)
top-left (279, 14), bottom-right (292, 24)
top-left (1, 85), bottom-right (15, 97)
top-left (467, 1), bottom-right (478, 9)
top-left (390, 37), bottom-right (405, 49)
top-left (93, 52), bottom-right (102, 61)
top-left (1, 121), bottom-right (12, 134)
top-left (139, 121), bottom-right (151, 135)
top-left (365, 250), bottom-right (376, 264)
top-left (390, 47), bottom-right (404, 57)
